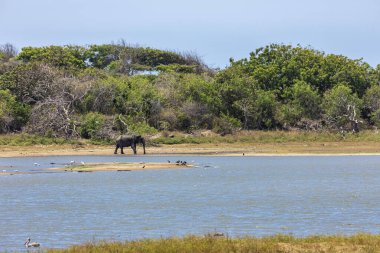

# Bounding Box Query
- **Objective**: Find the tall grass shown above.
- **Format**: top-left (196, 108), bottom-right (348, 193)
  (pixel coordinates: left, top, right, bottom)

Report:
top-left (29, 234), bottom-right (380, 253)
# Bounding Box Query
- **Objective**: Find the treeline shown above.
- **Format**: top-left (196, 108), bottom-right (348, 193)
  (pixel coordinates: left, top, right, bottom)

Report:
top-left (0, 42), bottom-right (379, 140)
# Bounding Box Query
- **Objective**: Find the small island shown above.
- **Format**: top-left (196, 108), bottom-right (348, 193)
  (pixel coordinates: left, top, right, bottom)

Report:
top-left (50, 161), bottom-right (192, 173)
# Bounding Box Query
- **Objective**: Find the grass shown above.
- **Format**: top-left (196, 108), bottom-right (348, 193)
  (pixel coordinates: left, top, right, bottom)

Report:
top-left (0, 134), bottom-right (76, 146)
top-left (153, 130), bottom-right (380, 145)
top-left (0, 134), bottom-right (113, 146)
top-left (22, 234), bottom-right (380, 253)
top-left (1, 130), bottom-right (380, 147)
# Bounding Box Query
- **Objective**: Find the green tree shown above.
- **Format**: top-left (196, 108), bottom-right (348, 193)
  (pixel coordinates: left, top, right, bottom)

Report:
top-left (156, 64), bottom-right (197, 74)
top-left (251, 89), bottom-right (278, 129)
top-left (84, 44), bottom-right (122, 69)
top-left (322, 84), bottom-right (363, 131)
top-left (80, 112), bottom-right (105, 139)
top-left (155, 73), bottom-right (218, 130)
top-left (0, 89), bottom-right (30, 132)
top-left (277, 81), bottom-right (322, 127)
top-left (233, 89), bottom-right (278, 129)
top-left (214, 62), bottom-right (255, 120)
top-left (17, 46), bottom-right (85, 71)
top-left (364, 85), bottom-right (380, 127)
top-left (125, 75), bottom-right (160, 126)
top-left (220, 44), bottom-right (373, 98)
top-left (321, 55), bottom-right (372, 97)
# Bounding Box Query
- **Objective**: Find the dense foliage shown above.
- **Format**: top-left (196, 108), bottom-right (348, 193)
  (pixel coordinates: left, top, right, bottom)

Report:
top-left (0, 42), bottom-right (379, 140)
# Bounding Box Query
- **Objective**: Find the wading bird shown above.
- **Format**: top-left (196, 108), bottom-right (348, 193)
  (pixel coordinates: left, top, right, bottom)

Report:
top-left (24, 238), bottom-right (40, 248)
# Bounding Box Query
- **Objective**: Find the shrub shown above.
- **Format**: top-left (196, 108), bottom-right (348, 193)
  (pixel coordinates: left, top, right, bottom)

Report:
top-left (127, 121), bottom-right (157, 135)
top-left (213, 114), bottom-right (241, 135)
top-left (80, 112), bottom-right (105, 139)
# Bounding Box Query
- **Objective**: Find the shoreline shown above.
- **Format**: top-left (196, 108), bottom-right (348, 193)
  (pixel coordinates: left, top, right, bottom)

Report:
top-left (1, 141), bottom-right (380, 158)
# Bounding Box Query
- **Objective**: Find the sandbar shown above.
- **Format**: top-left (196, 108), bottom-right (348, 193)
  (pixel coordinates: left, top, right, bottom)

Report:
top-left (50, 162), bottom-right (192, 172)
top-left (0, 171), bottom-right (29, 176)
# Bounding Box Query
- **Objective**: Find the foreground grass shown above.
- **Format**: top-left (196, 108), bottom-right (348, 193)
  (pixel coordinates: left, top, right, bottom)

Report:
top-left (32, 234), bottom-right (380, 253)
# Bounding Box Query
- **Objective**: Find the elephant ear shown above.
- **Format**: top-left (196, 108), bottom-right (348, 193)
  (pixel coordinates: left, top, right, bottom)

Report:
top-left (138, 135), bottom-right (145, 143)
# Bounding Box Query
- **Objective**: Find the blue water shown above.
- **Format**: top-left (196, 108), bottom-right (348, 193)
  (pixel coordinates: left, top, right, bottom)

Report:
top-left (1, 155), bottom-right (380, 252)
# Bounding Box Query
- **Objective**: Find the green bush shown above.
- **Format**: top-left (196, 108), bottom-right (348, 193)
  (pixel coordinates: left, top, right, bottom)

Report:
top-left (371, 108), bottom-right (380, 127)
top-left (80, 112), bottom-right (105, 139)
top-left (213, 114), bottom-right (241, 135)
top-left (127, 121), bottom-right (158, 135)
top-left (0, 89), bottom-right (30, 133)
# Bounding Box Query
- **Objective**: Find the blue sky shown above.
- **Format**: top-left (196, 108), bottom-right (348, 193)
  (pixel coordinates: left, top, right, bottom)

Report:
top-left (1, 0), bottom-right (379, 68)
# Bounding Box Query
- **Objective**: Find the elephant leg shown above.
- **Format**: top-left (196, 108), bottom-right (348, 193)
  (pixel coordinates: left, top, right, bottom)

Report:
top-left (114, 145), bottom-right (119, 154)
top-left (121, 146), bottom-right (124, 154)
top-left (131, 144), bottom-right (137, 155)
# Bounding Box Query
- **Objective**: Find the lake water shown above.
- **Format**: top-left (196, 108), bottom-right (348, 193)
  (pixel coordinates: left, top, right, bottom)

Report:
top-left (1, 155), bottom-right (380, 252)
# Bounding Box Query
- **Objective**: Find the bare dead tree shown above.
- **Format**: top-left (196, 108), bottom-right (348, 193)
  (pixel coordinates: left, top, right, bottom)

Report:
top-left (0, 43), bottom-right (18, 61)
top-left (234, 98), bottom-right (254, 130)
top-left (24, 76), bottom-right (93, 138)
top-left (180, 51), bottom-right (204, 66)
top-left (1, 62), bottom-right (58, 104)
top-left (0, 111), bottom-right (14, 133)
top-left (179, 51), bottom-right (213, 74)
top-left (113, 114), bottom-right (129, 134)
top-left (25, 97), bottom-right (79, 138)
top-left (347, 104), bottom-right (361, 133)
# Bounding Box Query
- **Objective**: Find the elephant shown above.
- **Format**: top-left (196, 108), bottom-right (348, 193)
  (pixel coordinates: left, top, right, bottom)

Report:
top-left (114, 135), bottom-right (146, 155)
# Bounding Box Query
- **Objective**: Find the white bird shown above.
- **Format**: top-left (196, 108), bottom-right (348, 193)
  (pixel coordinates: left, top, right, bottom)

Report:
top-left (24, 238), bottom-right (40, 248)
top-left (33, 163), bottom-right (40, 166)
top-left (69, 160), bottom-right (75, 165)
top-left (81, 161), bottom-right (85, 165)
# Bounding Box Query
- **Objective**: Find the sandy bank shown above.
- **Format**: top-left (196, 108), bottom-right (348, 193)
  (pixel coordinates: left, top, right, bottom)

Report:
top-left (1, 141), bottom-right (380, 158)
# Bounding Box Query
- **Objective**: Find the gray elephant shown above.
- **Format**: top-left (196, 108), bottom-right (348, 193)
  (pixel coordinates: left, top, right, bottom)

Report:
top-left (114, 135), bottom-right (146, 155)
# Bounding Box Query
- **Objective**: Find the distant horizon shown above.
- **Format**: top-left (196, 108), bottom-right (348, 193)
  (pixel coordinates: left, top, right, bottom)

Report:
top-left (3, 41), bottom-right (379, 69)
top-left (1, 0), bottom-right (379, 68)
